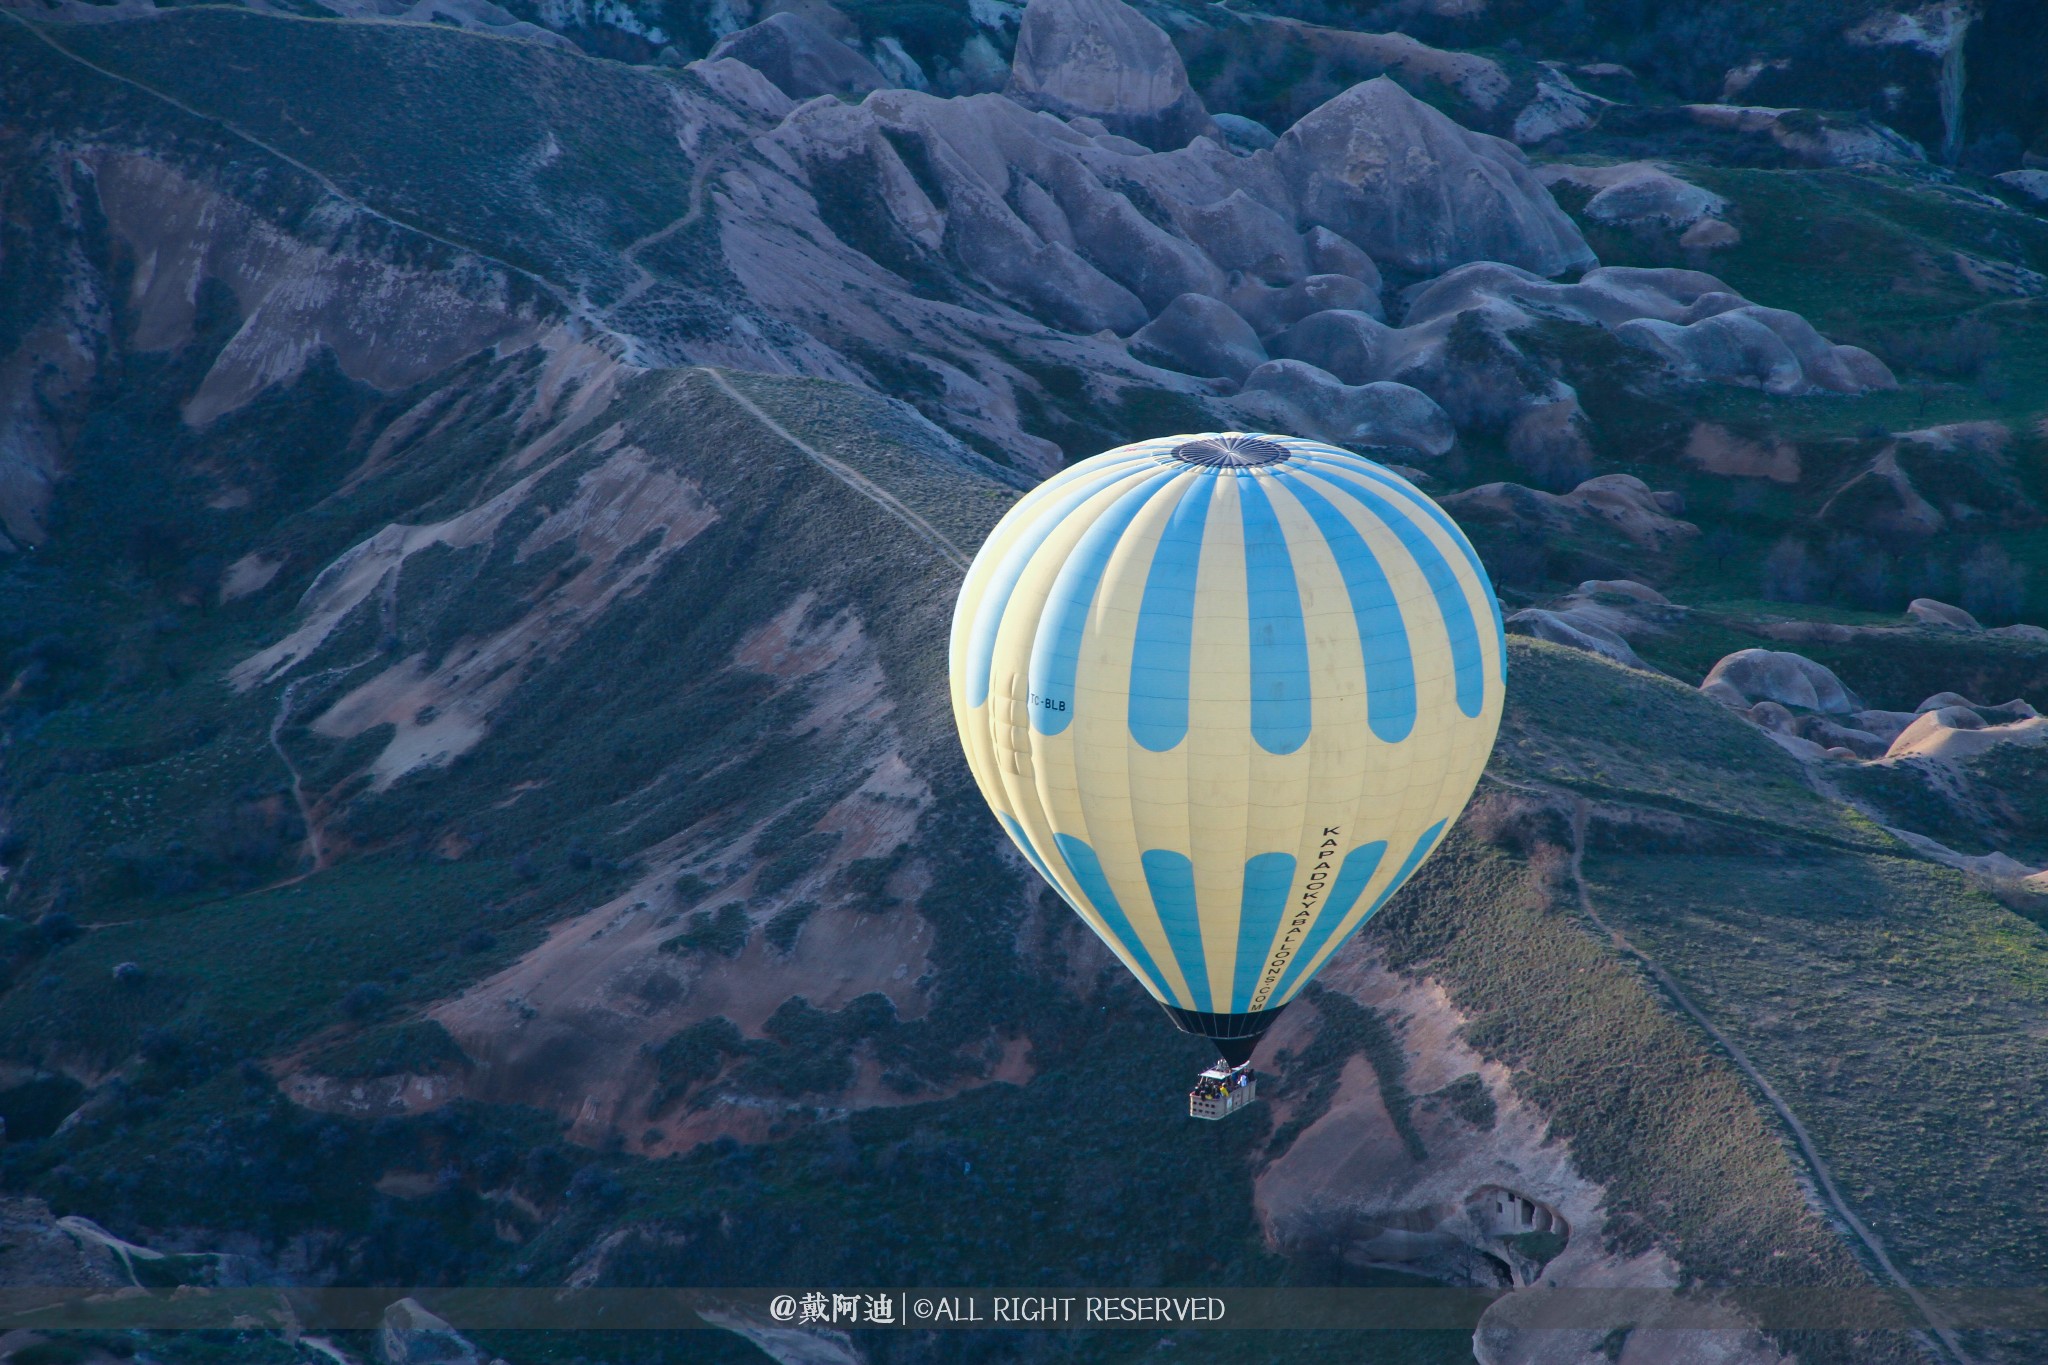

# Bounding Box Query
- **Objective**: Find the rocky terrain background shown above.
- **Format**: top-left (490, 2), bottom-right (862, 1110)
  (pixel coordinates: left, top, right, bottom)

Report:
top-left (2, 0), bottom-right (2047, 1363)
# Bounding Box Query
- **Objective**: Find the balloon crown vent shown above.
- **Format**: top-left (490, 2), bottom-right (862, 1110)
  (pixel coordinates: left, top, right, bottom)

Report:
top-left (1172, 435), bottom-right (1289, 468)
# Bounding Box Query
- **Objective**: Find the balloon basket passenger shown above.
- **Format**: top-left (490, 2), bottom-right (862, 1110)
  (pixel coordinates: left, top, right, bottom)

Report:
top-left (1188, 1061), bottom-right (1257, 1120)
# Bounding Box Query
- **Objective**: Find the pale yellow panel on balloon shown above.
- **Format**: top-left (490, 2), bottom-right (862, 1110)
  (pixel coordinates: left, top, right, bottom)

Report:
top-left (947, 433), bottom-right (1505, 1033)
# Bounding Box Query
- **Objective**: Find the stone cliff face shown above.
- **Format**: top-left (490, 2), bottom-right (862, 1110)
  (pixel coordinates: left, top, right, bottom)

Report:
top-left (1005, 0), bottom-right (1213, 150)
top-left (1, 0), bottom-right (1904, 526)
top-left (1272, 77), bottom-right (1594, 279)
top-left (1257, 956), bottom-right (1790, 1365)
top-left (93, 151), bottom-right (548, 428)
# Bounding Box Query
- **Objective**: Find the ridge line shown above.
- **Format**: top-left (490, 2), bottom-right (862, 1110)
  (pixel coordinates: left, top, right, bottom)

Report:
top-left (1550, 789), bottom-right (1975, 1365)
top-left (700, 368), bottom-right (971, 574)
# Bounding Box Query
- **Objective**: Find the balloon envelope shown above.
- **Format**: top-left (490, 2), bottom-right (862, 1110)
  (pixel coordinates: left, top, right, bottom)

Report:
top-left (950, 434), bottom-right (1504, 1053)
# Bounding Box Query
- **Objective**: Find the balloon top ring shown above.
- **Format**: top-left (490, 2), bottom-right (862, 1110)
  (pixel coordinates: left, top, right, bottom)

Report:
top-left (1170, 434), bottom-right (1290, 467)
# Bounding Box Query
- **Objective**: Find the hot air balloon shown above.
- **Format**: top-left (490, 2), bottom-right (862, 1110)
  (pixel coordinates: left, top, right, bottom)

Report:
top-left (949, 433), bottom-right (1504, 1118)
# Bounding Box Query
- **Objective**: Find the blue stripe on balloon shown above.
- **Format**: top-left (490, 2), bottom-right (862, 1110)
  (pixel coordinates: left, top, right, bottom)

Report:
top-left (1054, 833), bottom-right (1176, 1004)
top-left (1127, 475), bottom-right (1215, 752)
top-left (1029, 470), bottom-right (1179, 736)
top-left (998, 813), bottom-right (1061, 898)
top-left (1236, 478), bottom-right (1313, 755)
top-left (1140, 849), bottom-right (1212, 1013)
top-left (1266, 839), bottom-right (1386, 1004)
top-left (1273, 818), bottom-right (1447, 1005)
top-left (1297, 450), bottom-right (1505, 684)
top-left (1283, 467), bottom-right (1484, 721)
top-left (963, 460), bottom-right (1156, 709)
top-left (1232, 851), bottom-right (1297, 1013)
top-left (1266, 476), bottom-right (1417, 743)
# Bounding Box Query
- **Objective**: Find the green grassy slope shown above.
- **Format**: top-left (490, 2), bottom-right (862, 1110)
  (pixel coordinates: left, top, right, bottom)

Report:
top-left (1382, 643), bottom-right (1939, 1359)
top-left (1491, 637), bottom-right (1888, 845)
top-left (1587, 850), bottom-right (2048, 1362)
top-left (0, 362), bottom-right (1017, 1063)
top-left (1627, 166), bottom-right (2048, 440)
top-left (1460, 640), bottom-right (2048, 1362)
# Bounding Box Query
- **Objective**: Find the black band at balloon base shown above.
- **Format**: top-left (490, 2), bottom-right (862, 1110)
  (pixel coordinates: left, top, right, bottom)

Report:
top-left (1159, 1003), bottom-right (1287, 1067)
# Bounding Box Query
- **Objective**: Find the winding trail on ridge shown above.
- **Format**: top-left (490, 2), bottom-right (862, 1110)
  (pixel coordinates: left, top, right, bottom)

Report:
top-left (6, 19), bottom-right (983, 842)
top-left (1551, 790), bottom-right (1976, 1365)
top-left (1, 8), bottom-right (618, 334)
top-left (603, 135), bottom-right (755, 327)
top-left (13, 14), bottom-right (973, 581)
top-left (701, 367), bottom-right (972, 573)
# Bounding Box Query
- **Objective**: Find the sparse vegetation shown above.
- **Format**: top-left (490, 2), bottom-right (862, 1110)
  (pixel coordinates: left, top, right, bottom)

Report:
top-left (1421, 1073), bottom-right (1497, 1131)
top-left (649, 1016), bottom-right (746, 1113)
top-left (763, 899), bottom-right (818, 953)
top-left (1376, 831), bottom-right (1912, 1364)
top-left (1493, 640), bottom-right (1871, 845)
top-left (1586, 849), bottom-right (2048, 1310)
top-left (306, 1019), bottom-right (471, 1079)
top-left (660, 903), bottom-right (751, 959)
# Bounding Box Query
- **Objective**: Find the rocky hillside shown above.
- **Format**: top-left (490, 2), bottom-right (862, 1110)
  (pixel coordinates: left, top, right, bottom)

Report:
top-left (3, 0), bottom-right (2048, 1363)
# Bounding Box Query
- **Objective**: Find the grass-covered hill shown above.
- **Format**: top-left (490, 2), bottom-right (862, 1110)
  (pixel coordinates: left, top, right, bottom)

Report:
top-left (4, 4), bottom-right (2048, 1365)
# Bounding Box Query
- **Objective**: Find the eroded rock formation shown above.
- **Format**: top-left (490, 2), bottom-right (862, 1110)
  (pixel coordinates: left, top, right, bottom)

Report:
top-left (1005, 0), bottom-right (1212, 150)
top-left (708, 12), bottom-right (889, 100)
top-left (1273, 78), bottom-right (1594, 279)
top-left (1699, 649), bottom-right (1864, 715)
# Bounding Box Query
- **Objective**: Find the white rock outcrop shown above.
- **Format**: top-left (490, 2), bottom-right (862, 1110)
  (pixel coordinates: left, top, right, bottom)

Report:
top-left (1579, 578), bottom-right (1668, 604)
top-left (1699, 649), bottom-right (1863, 715)
top-left (1682, 104), bottom-right (1925, 166)
top-left (1212, 112), bottom-right (1278, 153)
top-left (1885, 708), bottom-right (2048, 762)
top-left (1995, 170), bottom-right (2048, 205)
top-left (708, 12), bottom-right (889, 99)
top-left (689, 47), bottom-right (1896, 467)
top-left (1128, 292), bottom-right (1266, 381)
top-left (1538, 161), bottom-right (1728, 229)
top-left (1506, 607), bottom-right (1652, 671)
top-left (1442, 474), bottom-right (1696, 549)
top-left (1272, 78), bottom-right (1596, 278)
top-left (379, 1297), bottom-right (485, 1365)
top-left (1005, 0), bottom-right (1212, 149)
top-left (1510, 64), bottom-right (1606, 144)
top-left (1616, 305), bottom-right (1895, 396)
top-left (1815, 447), bottom-right (1947, 538)
top-left (1907, 597), bottom-right (1982, 630)
top-left (1230, 272), bottom-right (1381, 331)
top-left (1503, 580), bottom-right (1683, 674)
top-left (1229, 360), bottom-right (1454, 456)
top-left (1269, 308), bottom-right (1396, 383)
top-left (1679, 217), bottom-right (1741, 250)
top-left (1274, 22), bottom-right (1512, 113)
top-left (1258, 264), bottom-right (1895, 439)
